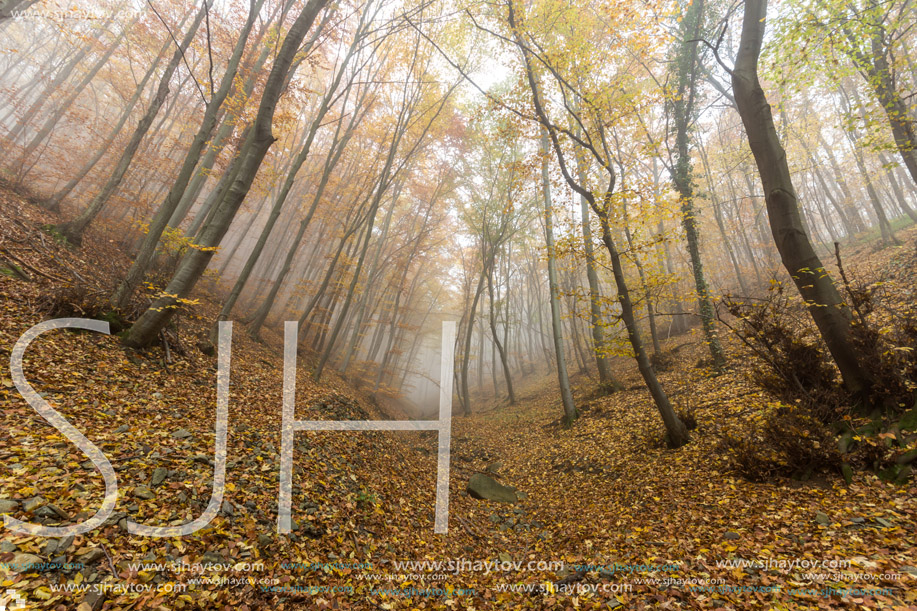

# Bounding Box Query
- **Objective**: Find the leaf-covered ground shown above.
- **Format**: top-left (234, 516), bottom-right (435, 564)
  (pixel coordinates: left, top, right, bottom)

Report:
top-left (1, 185), bottom-right (915, 610)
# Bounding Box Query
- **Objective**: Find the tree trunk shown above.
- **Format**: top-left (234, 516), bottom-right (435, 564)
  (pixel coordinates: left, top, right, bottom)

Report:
top-left (215, 15), bottom-right (367, 329)
top-left (540, 130), bottom-right (577, 426)
top-left (669, 0), bottom-right (726, 370)
top-left (111, 0), bottom-right (264, 309)
top-left (574, 132), bottom-right (618, 387)
top-left (58, 7), bottom-right (208, 245)
top-left (731, 0), bottom-right (874, 400)
top-left (862, 31), bottom-right (917, 188)
top-left (818, 132), bottom-right (867, 233)
top-left (7, 25), bottom-right (98, 142)
top-left (16, 19), bottom-right (131, 173)
top-left (43, 36), bottom-right (173, 212)
top-left (0, 0), bottom-right (39, 20)
top-left (699, 143), bottom-right (749, 293)
top-left (879, 152), bottom-right (917, 222)
top-left (123, 0), bottom-right (331, 348)
top-left (487, 259), bottom-right (516, 404)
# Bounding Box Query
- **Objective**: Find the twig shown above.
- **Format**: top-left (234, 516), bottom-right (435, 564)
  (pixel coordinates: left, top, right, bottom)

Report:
top-left (160, 330), bottom-right (173, 367)
top-left (715, 301), bottom-right (809, 396)
top-left (145, 0), bottom-right (208, 105)
top-left (455, 515), bottom-right (481, 538)
top-left (203, 0), bottom-right (214, 99)
top-left (100, 543), bottom-right (118, 577)
top-left (0, 252), bottom-right (30, 280)
top-left (834, 241), bottom-right (867, 326)
top-left (23, 232), bottom-right (88, 284)
top-left (0, 246), bottom-right (65, 282)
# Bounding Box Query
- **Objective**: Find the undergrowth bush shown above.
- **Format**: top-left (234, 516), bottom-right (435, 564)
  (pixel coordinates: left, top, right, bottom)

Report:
top-left (37, 283), bottom-right (129, 333)
top-left (719, 402), bottom-right (841, 482)
top-left (718, 246), bottom-right (917, 483)
top-left (37, 282), bottom-right (106, 319)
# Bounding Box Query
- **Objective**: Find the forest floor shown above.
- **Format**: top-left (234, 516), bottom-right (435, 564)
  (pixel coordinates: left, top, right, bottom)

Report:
top-left (0, 184), bottom-right (915, 611)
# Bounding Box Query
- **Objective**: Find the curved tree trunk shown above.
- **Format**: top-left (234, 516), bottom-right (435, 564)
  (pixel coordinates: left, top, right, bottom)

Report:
top-left (216, 16), bottom-right (367, 329)
top-left (731, 0), bottom-right (874, 400)
top-left (573, 130), bottom-right (619, 387)
top-left (511, 2), bottom-right (685, 444)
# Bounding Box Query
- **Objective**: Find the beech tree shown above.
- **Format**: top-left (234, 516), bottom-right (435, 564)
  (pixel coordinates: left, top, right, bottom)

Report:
top-left (539, 129), bottom-right (577, 426)
top-left (124, 0), bottom-right (332, 348)
top-left (111, 0), bottom-right (269, 309)
top-left (57, 3), bottom-right (209, 245)
top-left (731, 0), bottom-right (875, 400)
top-left (500, 0), bottom-right (690, 445)
top-left (665, 0), bottom-right (726, 370)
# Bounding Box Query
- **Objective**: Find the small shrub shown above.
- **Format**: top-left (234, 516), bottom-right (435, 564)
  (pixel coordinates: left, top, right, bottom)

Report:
top-left (718, 261), bottom-right (917, 482)
top-left (40, 224), bottom-right (69, 246)
top-left (36, 283), bottom-right (106, 319)
top-left (596, 378), bottom-right (623, 395)
top-left (720, 402), bottom-right (841, 481)
top-left (355, 489), bottom-right (378, 509)
top-left (651, 350), bottom-right (675, 372)
top-left (721, 281), bottom-right (848, 423)
top-left (677, 407), bottom-right (697, 431)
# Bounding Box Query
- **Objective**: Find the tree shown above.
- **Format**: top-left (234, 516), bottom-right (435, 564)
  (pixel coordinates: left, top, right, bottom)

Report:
top-left (503, 0), bottom-right (689, 445)
top-left (829, 0), bottom-right (917, 187)
top-left (456, 121), bottom-right (526, 407)
top-left (216, 3), bottom-right (380, 334)
top-left (539, 129), bottom-right (577, 426)
top-left (666, 0), bottom-right (726, 370)
top-left (123, 0), bottom-right (332, 348)
top-left (731, 0), bottom-right (874, 400)
top-left (57, 3), bottom-right (209, 245)
top-left (14, 15), bottom-right (133, 177)
top-left (572, 120), bottom-right (619, 388)
top-left (42, 32), bottom-right (174, 212)
top-left (111, 0), bottom-right (268, 309)
top-left (311, 66), bottom-right (460, 381)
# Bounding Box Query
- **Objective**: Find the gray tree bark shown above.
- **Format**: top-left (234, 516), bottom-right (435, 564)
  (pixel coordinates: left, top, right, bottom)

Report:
top-left (16, 17), bottom-right (131, 173)
top-left (731, 0), bottom-right (874, 400)
top-left (43, 36), bottom-right (173, 212)
top-left (668, 0), bottom-right (726, 370)
top-left (111, 0), bottom-right (265, 309)
top-left (540, 130), bottom-right (577, 426)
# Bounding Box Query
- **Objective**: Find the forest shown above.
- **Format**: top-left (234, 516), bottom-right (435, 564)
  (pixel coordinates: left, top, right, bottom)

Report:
top-left (0, 0), bottom-right (915, 608)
